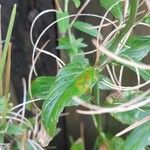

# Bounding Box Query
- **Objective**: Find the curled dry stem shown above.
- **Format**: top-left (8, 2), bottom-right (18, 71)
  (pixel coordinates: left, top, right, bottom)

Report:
top-left (116, 116), bottom-right (150, 137)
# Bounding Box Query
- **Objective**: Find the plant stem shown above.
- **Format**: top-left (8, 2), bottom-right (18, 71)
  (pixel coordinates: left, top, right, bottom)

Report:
top-left (93, 82), bottom-right (101, 132)
top-left (93, 82), bottom-right (111, 150)
top-left (65, 0), bottom-right (69, 12)
top-left (92, 82), bottom-right (101, 150)
top-left (0, 5), bottom-right (2, 96)
top-left (0, 4), bottom-right (16, 81)
top-left (55, 0), bottom-right (62, 12)
top-left (100, 0), bottom-right (139, 69)
top-left (4, 44), bottom-right (11, 98)
top-left (1, 44), bottom-right (11, 126)
top-left (93, 1), bottom-right (140, 148)
top-left (109, 0), bottom-right (139, 51)
top-left (2, 95), bottom-right (10, 125)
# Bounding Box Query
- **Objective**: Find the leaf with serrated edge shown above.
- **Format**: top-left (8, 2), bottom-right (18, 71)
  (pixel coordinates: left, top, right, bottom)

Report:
top-left (73, 21), bottom-right (101, 38)
top-left (120, 36), bottom-right (150, 61)
top-left (42, 59), bottom-right (97, 136)
top-left (31, 76), bottom-right (55, 99)
top-left (108, 91), bottom-right (150, 125)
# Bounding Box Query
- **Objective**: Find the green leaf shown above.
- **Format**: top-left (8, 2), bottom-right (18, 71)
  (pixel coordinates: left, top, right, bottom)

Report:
top-left (70, 138), bottom-right (84, 150)
top-left (73, 21), bottom-right (101, 38)
top-left (69, 34), bottom-right (87, 54)
top-left (57, 11), bottom-right (69, 34)
top-left (57, 35), bottom-right (87, 55)
top-left (143, 14), bottom-right (150, 24)
top-left (67, 93), bottom-right (92, 106)
top-left (26, 142), bottom-right (35, 150)
top-left (72, 0), bottom-right (81, 8)
top-left (110, 137), bottom-right (124, 150)
top-left (0, 96), bottom-right (12, 115)
top-left (112, 109), bottom-right (150, 125)
top-left (31, 76), bottom-right (56, 99)
top-left (0, 134), bottom-right (4, 143)
top-left (139, 70), bottom-right (150, 81)
top-left (123, 122), bottom-right (150, 150)
top-left (107, 91), bottom-right (150, 125)
top-left (98, 74), bottom-right (113, 90)
top-left (0, 4), bottom-right (17, 81)
top-left (99, 0), bottom-right (123, 21)
top-left (57, 37), bottom-right (70, 50)
top-left (30, 76), bottom-right (91, 107)
top-left (6, 124), bottom-right (27, 136)
top-left (114, 36), bottom-right (150, 82)
top-left (16, 140), bottom-right (36, 150)
top-left (0, 97), bottom-right (5, 114)
top-left (42, 59), bottom-right (97, 136)
top-left (120, 36), bottom-right (150, 61)
top-left (31, 75), bottom-right (91, 107)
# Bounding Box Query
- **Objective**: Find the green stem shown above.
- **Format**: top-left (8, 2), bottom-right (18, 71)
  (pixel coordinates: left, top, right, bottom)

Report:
top-left (94, 1), bottom-right (140, 148)
top-left (2, 95), bottom-right (10, 125)
top-left (55, 0), bottom-right (62, 12)
top-left (93, 82), bottom-right (110, 150)
top-left (93, 82), bottom-right (101, 133)
top-left (65, 0), bottom-right (69, 12)
top-left (109, 0), bottom-right (139, 51)
top-left (100, 0), bottom-right (139, 69)
top-left (0, 5), bottom-right (16, 81)
top-left (0, 6), bottom-right (2, 96)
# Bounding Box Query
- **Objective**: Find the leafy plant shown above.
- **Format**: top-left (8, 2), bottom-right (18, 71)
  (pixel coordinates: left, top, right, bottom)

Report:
top-left (30, 0), bottom-right (150, 149)
top-left (42, 58), bottom-right (97, 136)
top-left (0, 5), bottom-right (45, 150)
top-left (0, 5), bottom-right (18, 145)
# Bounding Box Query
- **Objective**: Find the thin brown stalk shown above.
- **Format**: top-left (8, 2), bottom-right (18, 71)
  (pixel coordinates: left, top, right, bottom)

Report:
top-left (28, 40), bottom-right (50, 112)
top-left (92, 39), bottom-right (150, 70)
top-left (70, 0), bottom-right (91, 27)
top-left (55, 0), bottom-right (62, 12)
top-left (0, 5), bottom-right (2, 96)
top-left (4, 43), bottom-right (11, 98)
top-left (94, 47), bottom-right (101, 67)
top-left (21, 133), bottom-right (27, 150)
